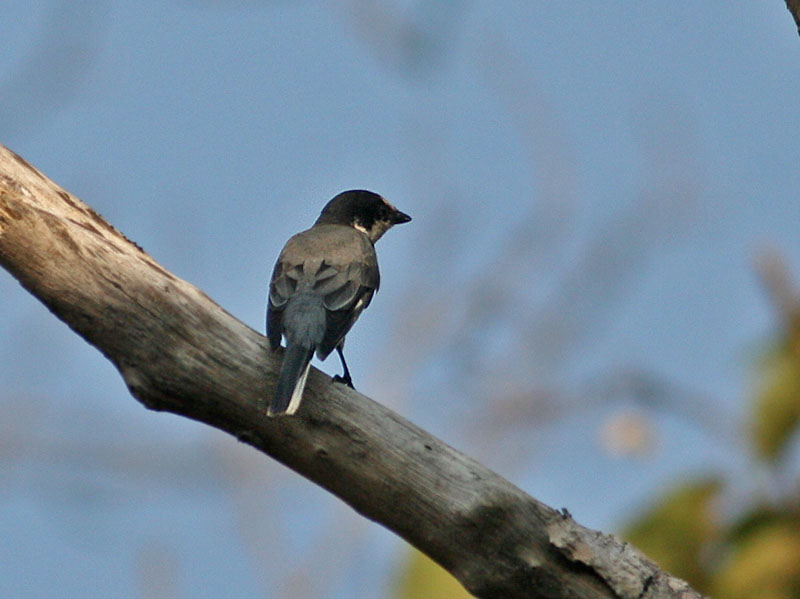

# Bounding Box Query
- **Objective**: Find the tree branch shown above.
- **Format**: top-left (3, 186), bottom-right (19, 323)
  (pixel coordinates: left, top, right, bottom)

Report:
top-left (0, 144), bottom-right (703, 599)
top-left (787, 0), bottom-right (800, 37)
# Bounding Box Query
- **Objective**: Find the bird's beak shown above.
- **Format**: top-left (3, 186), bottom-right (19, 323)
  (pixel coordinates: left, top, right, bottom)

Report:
top-left (392, 210), bottom-right (412, 225)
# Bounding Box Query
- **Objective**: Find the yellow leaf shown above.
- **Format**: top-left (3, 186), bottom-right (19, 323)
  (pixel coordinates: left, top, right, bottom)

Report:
top-left (393, 548), bottom-right (474, 599)
top-left (711, 521), bottom-right (800, 599)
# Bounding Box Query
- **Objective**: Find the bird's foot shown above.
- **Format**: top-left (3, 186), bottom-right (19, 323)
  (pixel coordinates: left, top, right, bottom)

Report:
top-left (332, 374), bottom-right (354, 389)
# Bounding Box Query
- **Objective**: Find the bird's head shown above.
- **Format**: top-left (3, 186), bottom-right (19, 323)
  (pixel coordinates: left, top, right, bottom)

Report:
top-left (315, 190), bottom-right (411, 243)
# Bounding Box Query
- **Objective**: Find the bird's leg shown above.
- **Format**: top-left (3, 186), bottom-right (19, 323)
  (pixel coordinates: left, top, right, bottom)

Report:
top-left (332, 346), bottom-right (354, 388)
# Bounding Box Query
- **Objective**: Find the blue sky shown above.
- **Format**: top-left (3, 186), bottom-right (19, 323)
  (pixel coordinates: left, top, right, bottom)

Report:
top-left (1, 2), bottom-right (799, 598)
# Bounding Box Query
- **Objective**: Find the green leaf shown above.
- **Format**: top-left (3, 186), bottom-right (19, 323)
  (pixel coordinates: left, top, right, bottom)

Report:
top-left (751, 340), bottom-right (800, 462)
top-left (623, 479), bottom-right (721, 589)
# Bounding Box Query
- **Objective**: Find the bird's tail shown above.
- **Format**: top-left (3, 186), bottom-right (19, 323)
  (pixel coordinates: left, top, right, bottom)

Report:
top-left (269, 343), bottom-right (315, 416)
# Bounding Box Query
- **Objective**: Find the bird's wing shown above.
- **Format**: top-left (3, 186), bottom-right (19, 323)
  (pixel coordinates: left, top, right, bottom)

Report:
top-left (267, 226), bottom-right (379, 354)
top-left (266, 259), bottom-right (292, 349)
top-left (312, 261), bottom-right (375, 310)
top-left (318, 234), bottom-right (378, 356)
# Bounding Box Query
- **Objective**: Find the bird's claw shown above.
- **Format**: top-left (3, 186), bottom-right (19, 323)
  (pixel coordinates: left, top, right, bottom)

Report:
top-left (332, 374), bottom-right (354, 389)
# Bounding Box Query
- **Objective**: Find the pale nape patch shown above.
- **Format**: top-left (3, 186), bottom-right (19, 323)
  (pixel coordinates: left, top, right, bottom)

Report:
top-left (353, 217), bottom-right (392, 243)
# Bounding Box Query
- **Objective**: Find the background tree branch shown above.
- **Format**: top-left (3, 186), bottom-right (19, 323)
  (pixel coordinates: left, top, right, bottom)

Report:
top-left (786, 0), bottom-right (800, 36)
top-left (0, 144), bottom-right (703, 599)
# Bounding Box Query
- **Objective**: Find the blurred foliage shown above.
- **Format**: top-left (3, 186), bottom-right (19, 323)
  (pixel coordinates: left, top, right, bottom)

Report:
top-left (752, 327), bottom-right (800, 462)
top-left (394, 548), bottom-right (473, 599)
top-left (623, 255), bottom-right (800, 598)
top-left (712, 512), bottom-right (800, 599)
top-left (625, 479), bottom-right (721, 588)
top-left (392, 256), bottom-right (800, 598)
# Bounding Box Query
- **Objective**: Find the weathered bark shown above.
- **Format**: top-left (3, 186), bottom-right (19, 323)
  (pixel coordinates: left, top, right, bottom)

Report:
top-left (0, 144), bottom-right (704, 599)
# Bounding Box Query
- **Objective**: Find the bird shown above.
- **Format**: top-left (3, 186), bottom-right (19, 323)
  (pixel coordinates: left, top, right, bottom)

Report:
top-left (265, 190), bottom-right (411, 416)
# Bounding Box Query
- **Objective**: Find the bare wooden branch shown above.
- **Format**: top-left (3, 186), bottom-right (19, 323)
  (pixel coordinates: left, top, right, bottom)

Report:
top-left (0, 144), bottom-right (704, 599)
top-left (787, 0), bottom-right (800, 37)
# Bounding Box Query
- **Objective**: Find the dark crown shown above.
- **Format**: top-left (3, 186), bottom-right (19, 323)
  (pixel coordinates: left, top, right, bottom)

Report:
top-left (316, 190), bottom-right (395, 229)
